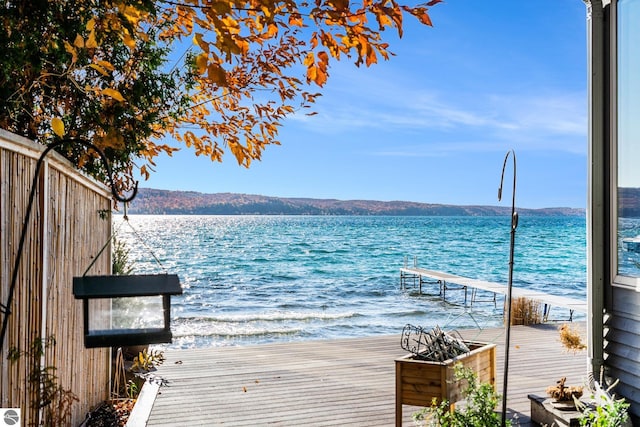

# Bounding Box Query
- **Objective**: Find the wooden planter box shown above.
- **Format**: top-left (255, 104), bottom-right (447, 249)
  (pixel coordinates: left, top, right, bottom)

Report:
top-left (395, 341), bottom-right (497, 426)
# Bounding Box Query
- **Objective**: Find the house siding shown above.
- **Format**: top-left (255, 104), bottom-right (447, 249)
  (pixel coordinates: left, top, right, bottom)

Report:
top-left (604, 286), bottom-right (640, 421)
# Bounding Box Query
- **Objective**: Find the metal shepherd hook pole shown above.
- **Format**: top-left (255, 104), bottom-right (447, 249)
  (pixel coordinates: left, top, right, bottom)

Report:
top-left (498, 149), bottom-right (518, 427)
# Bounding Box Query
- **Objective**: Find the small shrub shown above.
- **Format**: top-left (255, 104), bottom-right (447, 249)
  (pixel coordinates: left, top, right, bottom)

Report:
top-left (413, 364), bottom-right (509, 427)
top-left (577, 369), bottom-right (630, 427)
top-left (508, 297), bottom-right (542, 325)
top-left (112, 238), bottom-right (133, 275)
top-left (131, 348), bottom-right (166, 373)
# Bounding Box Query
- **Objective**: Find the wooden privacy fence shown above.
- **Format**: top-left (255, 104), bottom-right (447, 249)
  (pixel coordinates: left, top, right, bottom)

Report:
top-left (0, 130), bottom-right (112, 426)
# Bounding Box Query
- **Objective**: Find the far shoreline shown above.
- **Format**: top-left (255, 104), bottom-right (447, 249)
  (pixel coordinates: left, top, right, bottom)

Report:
top-left (123, 187), bottom-right (586, 217)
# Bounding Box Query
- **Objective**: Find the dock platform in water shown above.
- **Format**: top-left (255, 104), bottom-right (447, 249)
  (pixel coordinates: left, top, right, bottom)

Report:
top-left (400, 264), bottom-right (586, 322)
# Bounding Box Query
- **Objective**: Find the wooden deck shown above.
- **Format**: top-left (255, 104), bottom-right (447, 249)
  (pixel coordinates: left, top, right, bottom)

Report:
top-left (139, 324), bottom-right (588, 426)
top-left (400, 267), bottom-right (587, 321)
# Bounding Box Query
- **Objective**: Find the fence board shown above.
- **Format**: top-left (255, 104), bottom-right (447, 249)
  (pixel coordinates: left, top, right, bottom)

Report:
top-left (0, 131), bottom-right (112, 426)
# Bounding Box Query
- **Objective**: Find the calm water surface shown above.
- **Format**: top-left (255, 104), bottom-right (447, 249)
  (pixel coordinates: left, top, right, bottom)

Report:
top-left (115, 215), bottom-right (587, 349)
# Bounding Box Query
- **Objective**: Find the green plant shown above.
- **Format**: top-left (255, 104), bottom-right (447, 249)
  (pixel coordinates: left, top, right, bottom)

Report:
top-left (577, 369), bottom-right (630, 427)
top-left (112, 238), bottom-right (133, 275)
top-left (413, 364), bottom-right (509, 427)
top-left (125, 380), bottom-right (140, 400)
top-left (110, 347), bottom-right (165, 403)
top-left (130, 348), bottom-right (165, 373)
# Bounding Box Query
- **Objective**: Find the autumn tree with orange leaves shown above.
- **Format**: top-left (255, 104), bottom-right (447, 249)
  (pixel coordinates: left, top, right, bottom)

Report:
top-left (0, 0), bottom-right (440, 192)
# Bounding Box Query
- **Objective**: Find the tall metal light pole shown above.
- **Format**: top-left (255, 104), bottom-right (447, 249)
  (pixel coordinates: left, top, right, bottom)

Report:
top-left (498, 149), bottom-right (518, 427)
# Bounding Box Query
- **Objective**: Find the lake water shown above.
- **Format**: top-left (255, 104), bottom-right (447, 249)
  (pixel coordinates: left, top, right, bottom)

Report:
top-left (114, 215), bottom-right (587, 349)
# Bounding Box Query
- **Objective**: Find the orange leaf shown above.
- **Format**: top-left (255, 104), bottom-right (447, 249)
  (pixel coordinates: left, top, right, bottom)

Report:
top-left (51, 117), bottom-right (65, 137)
top-left (266, 24), bottom-right (278, 38)
top-left (365, 47), bottom-right (377, 66)
top-left (196, 53), bottom-right (208, 74)
top-left (122, 31), bottom-right (136, 49)
top-left (97, 60), bottom-right (115, 71)
top-left (64, 41), bottom-right (78, 63)
top-left (303, 52), bottom-right (315, 67)
top-left (377, 14), bottom-right (392, 28)
top-left (140, 165), bottom-right (150, 180)
top-left (331, 0), bottom-right (349, 10)
top-left (102, 88), bottom-right (125, 102)
top-left (207, 63), bottom-right (227, 86)
top-left (184, 131), bottom-right (200, 148)
top-left (193, 33), bottom-right (210, 53)
top-left (289, 14), bottom-right (304, 27)
top-left (89, 64), bottom-right (109, 76)
top-left (122, 5), bottom-right (143, 25)
top-left (307, 65), bottom-right (317, 82)
top-left (86, 30), bottom-right (98, 48)
top-left (404, 6), bottom-right (433, 27)
top-left (317, 51), bottom-right (329, 64)
top-left (415, 11), bottom-right (433, 27)
top-left (74, 34), bottom-right (84, 48)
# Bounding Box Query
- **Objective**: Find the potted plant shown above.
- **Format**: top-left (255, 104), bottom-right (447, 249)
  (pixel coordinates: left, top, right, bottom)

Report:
top-left (576, 369), bottom-right (631, 427)
top-left (395, 325), bottom-right (497, 426)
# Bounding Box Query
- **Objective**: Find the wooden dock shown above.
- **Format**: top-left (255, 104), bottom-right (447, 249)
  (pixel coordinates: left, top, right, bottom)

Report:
top-left (138, 324), bottom-right (588, 426)
top-left (400, 266), bottom-right (587, 322)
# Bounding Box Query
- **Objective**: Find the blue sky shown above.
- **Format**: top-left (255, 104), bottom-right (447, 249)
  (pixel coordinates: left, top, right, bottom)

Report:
top-left (141, 0), bottom-right (589, 209)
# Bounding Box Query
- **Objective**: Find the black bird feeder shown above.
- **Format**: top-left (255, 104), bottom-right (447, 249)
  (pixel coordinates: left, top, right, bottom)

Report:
top-left (73, 274), bottom-right (182, 348)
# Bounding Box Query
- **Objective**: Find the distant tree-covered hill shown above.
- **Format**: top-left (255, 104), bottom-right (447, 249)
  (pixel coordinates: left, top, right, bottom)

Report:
top-left (618, 187), bottom-right (640, 217)
top-left (123, 188), bottom-right (585, 216)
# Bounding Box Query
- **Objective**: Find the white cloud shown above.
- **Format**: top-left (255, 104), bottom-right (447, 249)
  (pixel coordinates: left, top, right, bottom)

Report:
top-left (288, 73), bottom-right (587, 155)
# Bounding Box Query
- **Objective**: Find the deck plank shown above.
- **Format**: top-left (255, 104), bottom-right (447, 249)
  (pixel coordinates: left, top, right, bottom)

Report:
top-left (144, 324), bottom-right (587, 426)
